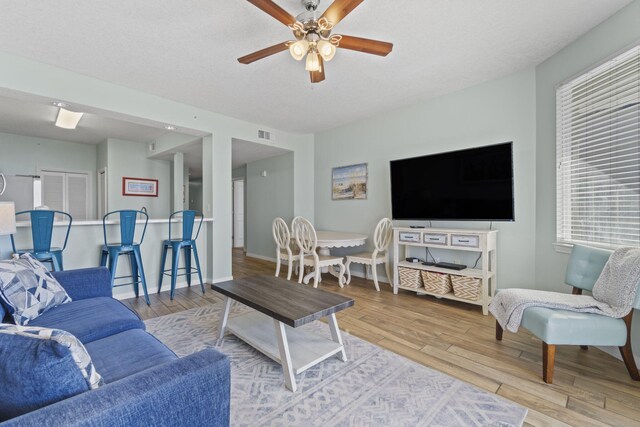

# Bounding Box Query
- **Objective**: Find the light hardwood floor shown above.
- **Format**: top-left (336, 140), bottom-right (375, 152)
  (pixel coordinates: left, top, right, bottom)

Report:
top-left (123, 249), bottom-right (640, 427)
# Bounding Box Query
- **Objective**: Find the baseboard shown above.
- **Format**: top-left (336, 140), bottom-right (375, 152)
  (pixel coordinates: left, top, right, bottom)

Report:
top-left (209, 276), bottom-right (233, 284)
top-left (113, 276), bottom-right (236, 300)
top-left (113, 278), bottom-right (191, 301)
top-left (596, 345), bottom-right (640, 367)
top-left (245, 254), bottom-right (392, 284)
top-left (246, 253), bottom-right (277, 263)
top-left (348, 268), bottom-right (391, 284)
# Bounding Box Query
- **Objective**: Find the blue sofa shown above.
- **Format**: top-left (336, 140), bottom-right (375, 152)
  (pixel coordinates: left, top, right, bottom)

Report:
top-left (0, 267), bottom-right (230, 426)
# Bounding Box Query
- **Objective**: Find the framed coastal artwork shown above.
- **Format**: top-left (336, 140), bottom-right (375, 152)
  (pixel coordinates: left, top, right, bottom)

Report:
top-left (332, 163), bottom-right (368, 200)
top-left (122, 177), bottom-right (159, 197)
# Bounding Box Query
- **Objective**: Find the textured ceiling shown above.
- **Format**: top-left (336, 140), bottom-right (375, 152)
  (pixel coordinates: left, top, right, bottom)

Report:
top-left (0, 0), bottom-right (632, 133)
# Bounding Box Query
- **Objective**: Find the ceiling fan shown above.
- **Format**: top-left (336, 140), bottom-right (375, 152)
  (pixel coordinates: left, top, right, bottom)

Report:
top-left (238, 0), bottom-right (393, 83)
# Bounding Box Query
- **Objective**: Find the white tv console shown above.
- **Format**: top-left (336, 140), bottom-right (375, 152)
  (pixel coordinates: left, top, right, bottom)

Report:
top-left (392, 227), bottom-right (497, 315)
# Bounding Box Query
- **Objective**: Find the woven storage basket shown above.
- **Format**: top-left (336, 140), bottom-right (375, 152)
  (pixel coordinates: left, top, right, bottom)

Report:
top-left (398, 267), bottom-right (423, 289)
top-left (451, 275), bottom-right (482, 301)
top-left (420, 271), bottom-right (452, 295)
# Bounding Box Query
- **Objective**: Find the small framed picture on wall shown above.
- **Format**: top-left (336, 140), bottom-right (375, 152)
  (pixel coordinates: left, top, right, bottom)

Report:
top-left (122, 177), bottom-right (158, 197)
top-left (332, 163), bottom-right (368, 200)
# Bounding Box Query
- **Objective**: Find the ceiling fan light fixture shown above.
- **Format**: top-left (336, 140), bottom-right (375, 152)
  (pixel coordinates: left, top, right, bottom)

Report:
top-left (305, 51), bottom-right (321, 72)
top-left (317, 40), bottom-right (336, 61)
top-left (289, 39), bottom-right (309, 61)
top-left (238, 0), bottom-right (393, 83)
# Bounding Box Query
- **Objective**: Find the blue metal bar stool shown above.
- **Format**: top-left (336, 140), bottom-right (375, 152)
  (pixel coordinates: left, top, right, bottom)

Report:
top-left (100, 210), bottom-right (150, 305)
top-left (158, 210), bottom-right (205, 300)
top-left (11, 210), bottom-right (72, 271)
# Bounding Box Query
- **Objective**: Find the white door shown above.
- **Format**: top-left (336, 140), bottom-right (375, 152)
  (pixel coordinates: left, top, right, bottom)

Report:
top-left (233, 179), bottom-right (245, 248)
top-left (41, 170), bottom-right (90, 220)
top-left (66, 173), bottom-right (89, 221)
top-left (41, 171), bottom-right (65, 212)
top-left (98, 168), bottom-right (108, 219)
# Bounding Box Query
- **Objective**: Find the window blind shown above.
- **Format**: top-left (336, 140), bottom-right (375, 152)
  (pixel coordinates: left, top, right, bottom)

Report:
top-left (556, 44), bottom-right (640, 248)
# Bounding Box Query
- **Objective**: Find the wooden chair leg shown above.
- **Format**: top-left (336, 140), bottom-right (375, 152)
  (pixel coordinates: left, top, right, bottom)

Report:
top-left (495, 321), bottom-right (503, 341)
top-left (542, 342), bottom-right (556, 384)
top-left (619, 312), bottom-right (640, 381)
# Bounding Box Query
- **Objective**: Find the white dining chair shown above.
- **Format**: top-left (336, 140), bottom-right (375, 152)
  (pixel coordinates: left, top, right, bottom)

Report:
top-left (345, 218), bottom-right (393, 291)
top-left (272, 217), bottom-right (295, 280)
top-left (293, 217), bottom-right (346, 288)
top-left (290, 216), bottom-right (307, 273)
top-left (290, 216), bottom-right (305, 233)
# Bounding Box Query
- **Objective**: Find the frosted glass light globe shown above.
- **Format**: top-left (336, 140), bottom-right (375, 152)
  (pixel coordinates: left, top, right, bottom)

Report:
top-left (317, 40), bottom-right (336, 61)
top-left (289, 40), bottom-right (309, 61)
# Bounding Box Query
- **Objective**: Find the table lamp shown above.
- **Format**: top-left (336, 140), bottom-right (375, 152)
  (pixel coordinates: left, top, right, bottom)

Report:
top-left (0, 202), bottom-right (16, 259)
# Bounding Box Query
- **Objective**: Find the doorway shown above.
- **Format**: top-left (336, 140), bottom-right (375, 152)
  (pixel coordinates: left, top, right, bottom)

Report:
top-left (97, 168), bottom-right (108, 219)
top-left (233, 179), bottom-right (245, 249)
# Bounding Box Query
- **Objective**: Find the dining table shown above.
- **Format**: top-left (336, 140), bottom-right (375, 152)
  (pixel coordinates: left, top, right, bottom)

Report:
top-left (302, 230), bottom-right (368, 284)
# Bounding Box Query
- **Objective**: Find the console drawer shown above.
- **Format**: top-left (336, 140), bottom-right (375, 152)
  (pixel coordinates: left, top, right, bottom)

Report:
top-left (423, 233), bottom-right (448, 245)
top-left (451, 234), bottom-right (480, 248)
top-left (399, 232), bottom-right (421, 243)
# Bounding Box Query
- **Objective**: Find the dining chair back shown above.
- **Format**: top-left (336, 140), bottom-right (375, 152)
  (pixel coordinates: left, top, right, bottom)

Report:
top-left (345, 218), bottom-right (393, 292)
top-left (292, 218), bottom-right (346, 288)
top-left (273, 217), bottom-right (290, 251)
top-left (373, 218), bottom-right (394, 255)
top-left (290, 216), bottom-right (305, 235)
top-left (11, 209), bottom-right (72, 271)
top-left (100, 210), bottom-right (150, 305)
top-left (272, 218), bottom-right (295, 280)
top-left (294, 217), bottom-right (317, 257)
top-left (158, 210), bottom-right (205, 299)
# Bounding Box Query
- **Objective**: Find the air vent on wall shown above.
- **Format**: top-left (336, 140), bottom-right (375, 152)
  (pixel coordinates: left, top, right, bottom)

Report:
top-left (258, 130), bottom-right (272, 141)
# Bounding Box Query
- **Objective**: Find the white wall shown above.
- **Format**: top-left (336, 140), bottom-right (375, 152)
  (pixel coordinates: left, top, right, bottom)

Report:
top-left (314, 69), bottom-right (537, 287)
top-left (104, 138), bottom-right (171, 218)
top-left (189, 180), bottom-right (203, 212)
top-left (246, 153), bottom-right (294, 260)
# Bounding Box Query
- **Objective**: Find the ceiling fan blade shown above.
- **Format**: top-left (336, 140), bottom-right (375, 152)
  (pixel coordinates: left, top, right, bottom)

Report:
top-left (337, 35), bottom-right (393, 56)
top-left (238, 42), bottom-right (289, 64)
top-left (321, 0), bottom-right (365, 26)
top-left (247, 0), bottom-right (297, 26)
top-left (310, 58), bottom-right (325, 83)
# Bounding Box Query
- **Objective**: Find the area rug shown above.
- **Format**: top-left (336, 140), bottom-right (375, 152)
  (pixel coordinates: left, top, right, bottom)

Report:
top-left (145, 303), bottom-right (527, 427)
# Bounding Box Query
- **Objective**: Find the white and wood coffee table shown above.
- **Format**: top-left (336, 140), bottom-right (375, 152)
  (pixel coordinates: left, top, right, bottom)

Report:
top-left (212, 276), bottom-right (354, 392)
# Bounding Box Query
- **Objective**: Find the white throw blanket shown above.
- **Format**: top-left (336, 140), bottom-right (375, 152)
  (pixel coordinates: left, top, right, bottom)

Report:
top-left (490, 247), bottom-right (640, 333)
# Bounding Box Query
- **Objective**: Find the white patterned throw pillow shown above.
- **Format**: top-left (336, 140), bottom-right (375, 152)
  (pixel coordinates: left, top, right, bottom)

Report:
top-left (0, 324), bottom-right (103, 389)
top-left (0, 254), bottom-right (71, 325)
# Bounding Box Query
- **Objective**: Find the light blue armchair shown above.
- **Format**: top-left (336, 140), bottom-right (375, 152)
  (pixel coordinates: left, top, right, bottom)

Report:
top-left (495, 244), bottom-right (640, 384)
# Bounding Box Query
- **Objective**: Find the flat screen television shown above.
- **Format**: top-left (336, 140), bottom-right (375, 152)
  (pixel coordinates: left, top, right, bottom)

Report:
top-left (390, 142), bottom-right (514, 221)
